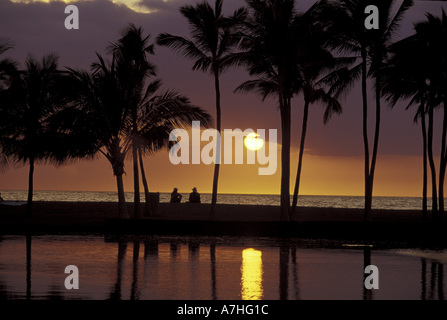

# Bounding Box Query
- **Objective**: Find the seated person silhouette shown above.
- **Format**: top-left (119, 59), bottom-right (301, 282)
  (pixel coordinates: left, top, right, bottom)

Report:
top-left (189, 187), bottom-right (201, 204)
top-left (170, 188), bottom-right (182, 203)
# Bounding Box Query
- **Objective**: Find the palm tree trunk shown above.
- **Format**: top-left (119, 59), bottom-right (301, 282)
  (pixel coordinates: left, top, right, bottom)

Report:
top-left (280, 96), bottom-right (291, 221)
top-left (210, 69), bottom-right (221, 221)
top-left (116, 172), bottom-right (129, 219)
top-left (138, 147), bottom-right (151, 216)
top-left (132, 142), bottom-right (141, 219)
top-left (367, 71), bottom-right (382, 222)
top-left (26, 156), bottom-right (35, 217)
top-left (438, 105), bottom-right (447, 220)
top-left (291, 99), bottom-right (310, 217)
top-left (361, 47), bottom-right (371, 222)
top-left (421, 105), bottom-right (428, 221)
top-left (428, 106), bottom-right (438, 221)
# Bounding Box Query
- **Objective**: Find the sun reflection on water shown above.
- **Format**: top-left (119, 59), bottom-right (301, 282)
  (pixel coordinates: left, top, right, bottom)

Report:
top-left (241, 248), bottom-right (264, 300)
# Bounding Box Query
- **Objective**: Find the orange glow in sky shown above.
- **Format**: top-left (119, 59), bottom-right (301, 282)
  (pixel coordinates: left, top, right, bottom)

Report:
top-left (0, 146), bottom-right (427, 197)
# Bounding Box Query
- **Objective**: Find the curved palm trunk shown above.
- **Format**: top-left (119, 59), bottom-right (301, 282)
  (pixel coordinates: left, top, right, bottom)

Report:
top-left (291, 99), bottom-right (310, 217)
top-left (361, 47), bottom-right (372, 222)
top-left (138, 148), bottom-right (151, 216)
top-left (438, 104), bottom-right (447, 220)
top-left (421, 105), bottom-right (428, 221)
top-left (367, 70), bottom-right (382, 222)
top-left (210, 70), bottom-right (221, 221)
top-left (428, 106), bottom-right (438, 221)
top-left (280, 96), bottom-right (291, 221)
top-left (26, 156), bottom-right (35, 217)
top-left (116, 173), bottom-right (129, 219)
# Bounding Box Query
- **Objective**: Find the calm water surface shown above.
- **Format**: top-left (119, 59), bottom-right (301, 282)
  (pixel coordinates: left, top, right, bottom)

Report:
top-left (1, 190), bottom-right (424, 210)
top-left (0, 234), bottom-right (445, 300)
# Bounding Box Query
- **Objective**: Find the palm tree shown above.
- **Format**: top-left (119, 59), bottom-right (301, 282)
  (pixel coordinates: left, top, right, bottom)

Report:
top-left (70, 51), bottom-right (211, 219)
top-left (129, 79), bottom-right (212, 216)
top-left (289, 1), bottom-right (350, 217)
top-left (414, 11), bottom-right (447, 221)
top-left (69, 55), bottom-right (132, 219)
top-left (235, 0), bottom-right (305, 221)
top-left (156, 0), bottom-right (247, 220)
top-left (326, 0), bottom-right (413, 222)
top-left (382, 10), bottom-right (447, 221)
top-left (382, 34), bottom-right (426, 217)
top-left (0, 53), bottom-right (87, 216)
top-left (108, 24), bottom-right (157, 219)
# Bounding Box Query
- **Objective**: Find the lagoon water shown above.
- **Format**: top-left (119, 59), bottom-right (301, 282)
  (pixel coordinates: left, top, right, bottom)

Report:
top-left (0, 234), bottom-right (445, 300)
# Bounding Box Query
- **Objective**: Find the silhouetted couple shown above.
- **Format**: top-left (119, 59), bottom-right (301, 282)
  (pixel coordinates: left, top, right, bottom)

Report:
top-left (170, 187), bottom-right (201, 204)
top-left (170, 188), bottom-right (182, 203)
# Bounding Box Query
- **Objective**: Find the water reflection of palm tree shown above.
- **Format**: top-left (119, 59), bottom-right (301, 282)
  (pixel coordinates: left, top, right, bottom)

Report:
top-left (189, 241), bottom-right (200, 299)
top-left (290, 244), bottom-right (300, 300)
top-left (279, 245), bottom-right (289, 300)
top-left (26, 233), bottom-right (31, 300)
top-left (130, 241), bottom-right (140, 300)
top-left (109, 240), bottom-right (128, 300)
top-left (421, 259), bottom-right (445, 300)
top-left (210, 240), bottom-right (217, 300)
top-left (363, 246), bottom-right (373, 300)
top-left (141, 239), bottom-right (158, 298)
top-left (278, 244), bottom-right (299, 300)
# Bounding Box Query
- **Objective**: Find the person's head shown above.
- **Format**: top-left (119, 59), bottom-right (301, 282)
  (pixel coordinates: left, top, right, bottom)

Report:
top-left (174, 188), bottom-right (178, 192)
top-left (192, 187), bottom-right (197, 192)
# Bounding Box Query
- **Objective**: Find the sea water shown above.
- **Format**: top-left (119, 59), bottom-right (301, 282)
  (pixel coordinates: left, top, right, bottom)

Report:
top-left (0, 190), bottom-right (423, 210)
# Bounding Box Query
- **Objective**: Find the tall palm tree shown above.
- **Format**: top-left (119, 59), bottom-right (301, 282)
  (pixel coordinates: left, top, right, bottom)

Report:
top-left (235, 0), bottom-right (305, 221)
top-left (69, 55), bottom-right (132, 219)
top-left (0, 53), bottom-right (87, 216)
top-left (382, 34), bottom-right (426, 217)
top-left (108, 24), bottom-right (157, 219)
top-left (156, 0), bottom-right (247, 220)
top-left (326, 0), bottom-right (413, 222)
top-left (414, 11), bottom-right (447, 221)
top-left (70, 53), bottom-right (211, 219)
top-left (129, 79), bottom-right (212, 216)
top-left (289, 1), bottom-right (350, 217)
top-left (383, 10), bottom-right (447, 221)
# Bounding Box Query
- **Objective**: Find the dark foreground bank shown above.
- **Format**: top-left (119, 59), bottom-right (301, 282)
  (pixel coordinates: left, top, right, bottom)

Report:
top-left (0, 201), bottom-right (445, 245)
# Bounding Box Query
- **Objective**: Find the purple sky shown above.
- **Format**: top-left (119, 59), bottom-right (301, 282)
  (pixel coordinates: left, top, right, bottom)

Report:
top-left (1, 0), bottom-right (447, 196)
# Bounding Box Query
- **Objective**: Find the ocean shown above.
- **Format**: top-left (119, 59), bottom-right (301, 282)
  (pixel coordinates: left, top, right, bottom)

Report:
top-left (0, 190), bottom-right (424, 211)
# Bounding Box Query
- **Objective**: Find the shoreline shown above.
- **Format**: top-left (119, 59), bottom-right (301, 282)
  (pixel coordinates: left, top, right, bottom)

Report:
top-left (0, 200), bottom-right (428, 222)
top-left (2, 201), bottom-right (445, 246)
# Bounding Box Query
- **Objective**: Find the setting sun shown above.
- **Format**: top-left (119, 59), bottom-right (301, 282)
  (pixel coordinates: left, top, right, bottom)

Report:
top-left (244, 133), bottom-right (264, 151)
